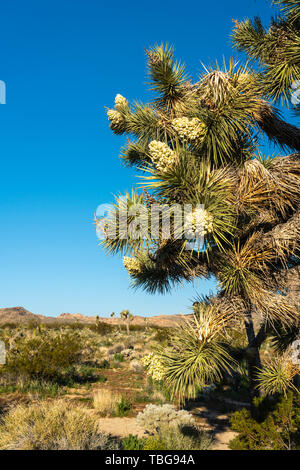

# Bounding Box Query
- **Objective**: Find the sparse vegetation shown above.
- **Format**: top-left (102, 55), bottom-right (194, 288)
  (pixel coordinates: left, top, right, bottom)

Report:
top-left (114, 396), bottom-right (131, 417)
top-left (0, 400), bottom-right (119, 450)
top-left (93, 389), bottom-right (121, 416)
top-left (0, 312), bottom-right (298, 451)
top-left (121, 434), bottom-right (147, 450)
top-left (151, 425), bottom-right (212, 451)
top-left (113, 353), bottom-right (124, 362)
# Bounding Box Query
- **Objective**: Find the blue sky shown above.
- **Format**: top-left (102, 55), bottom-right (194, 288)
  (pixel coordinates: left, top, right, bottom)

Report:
top-left (0, 0), bottom-right (295, 317)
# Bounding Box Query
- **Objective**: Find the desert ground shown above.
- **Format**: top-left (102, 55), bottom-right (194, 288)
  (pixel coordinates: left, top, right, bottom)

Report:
top-left (0, 307), bottom-right (269, 450)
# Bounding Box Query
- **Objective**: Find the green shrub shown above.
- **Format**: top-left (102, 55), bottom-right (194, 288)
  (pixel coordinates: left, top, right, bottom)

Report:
top-left (153, 327), bottom-right (171, 344)
top-left (121, 434), bottom-right (146, 450)
top-left (147, 376), bottom-right (171, 401)
top-left (158, 425), bottom-right (211, 450)
top-left (115, 396), bottom-right (132, 417)
top-left (229, 392), bottom-right (300, 450)
top-left (0, 379), bottom-right (62, 398)
top-left (143, 436), bottom-right (166, 450)
top-left (113, 353), bottom-right (124, 362)
top-left (133, 391), bottom-right (152, 403)
top-left (2, 332), bottom-right (82, 382)
top-left (99, 359), bottom-right (110, 369)
top-left (60, 364), bottom-right (102, 386)
top-left (97, 374), bottom-right (107, 383)
top-left (0, 323), bottom-right (18, 330)
top-left (17, 380), bottom-right (62, 398)
top-left (142, 426), bottom-right (212, 450)
top-left (127, 325), bottom-right (146, 332)
top-left (93, 321), bottom-right (114, 336)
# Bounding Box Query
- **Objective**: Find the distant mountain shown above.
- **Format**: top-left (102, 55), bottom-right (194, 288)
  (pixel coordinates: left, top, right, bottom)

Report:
top-left (0, 307), bottom-right (187, 327)
top-left (0, 307), bottom-right (44, 324)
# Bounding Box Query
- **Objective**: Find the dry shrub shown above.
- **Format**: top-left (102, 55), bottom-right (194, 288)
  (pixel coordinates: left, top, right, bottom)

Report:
top-left (0, 400), bottom-right (119, 450)
top-left (93, 389), bottom-right (121, 416)
top-left (143, 425), bottom-right (212, 450)
top-left (136, 403), bottom-right (194, 433)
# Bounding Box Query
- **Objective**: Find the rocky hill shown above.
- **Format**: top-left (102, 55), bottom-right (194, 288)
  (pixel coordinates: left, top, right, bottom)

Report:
top-left (0, 307), bottom-right (45, 324)
top-left (0, 307), bottom-right (187, 327)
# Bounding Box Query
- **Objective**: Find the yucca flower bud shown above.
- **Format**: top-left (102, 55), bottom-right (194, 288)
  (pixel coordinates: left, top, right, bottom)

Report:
top-left (114, 94), bottom-right (128, 110)
top-left (107, 109), bottom-right (123, 126)
top-left (185, 207), bottom-right (214, 239)
top-left (148, 140), bottom-right (177, 172)
top-left (172, 117), bottom-right (206, 141)
top-left (123, 256), bottom-right (141, 274)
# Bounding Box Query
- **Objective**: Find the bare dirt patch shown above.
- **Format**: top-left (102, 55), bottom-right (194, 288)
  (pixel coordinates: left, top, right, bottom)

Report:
top-left (97, 417), bottom-right (146, 438)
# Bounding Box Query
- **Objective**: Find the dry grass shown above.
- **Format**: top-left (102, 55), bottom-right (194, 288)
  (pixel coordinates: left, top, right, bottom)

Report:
top-left (93, 389), bottom-right (121, 416)
top-left (0, 399), bottom-right (119, 450)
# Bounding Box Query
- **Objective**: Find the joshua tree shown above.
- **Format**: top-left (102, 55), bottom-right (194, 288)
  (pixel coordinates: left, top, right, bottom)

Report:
top-left (98, 9), bottom-right (299, 404)
top-left (120, 309), bottom-right (133, 335)
top-left (110, 311), bottom-right (122, 333)
top-left (110, 311), bottom-right (121, 333)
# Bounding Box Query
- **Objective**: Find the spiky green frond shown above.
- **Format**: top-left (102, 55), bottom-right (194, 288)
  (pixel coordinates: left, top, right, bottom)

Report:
top-left (126, 242), bottom-right (212, 294)
top-left (125, 103), bottom-right (162, 139)
top-left (273, 0), bottom-right (300, 25)
top-left (270, 321), bottom-right (300, 353)
top-left (96, 190), bottom-right (152, 257)
top-left (218, 233), bottom-right (272, 299)
top-left (126, 250), bottom-right (183, 294)
top-left (158, 311), bottom-right (236, 402)
top-left (232, 17), bottom-right (267, 62)
top-left (107, 100), bottom-right (163, 139)
top-left (120, 139), bottom-right (151, 167)
top-left (146, 43), bottom-right (189, 111)
top-left (141, 153), bottom-right (238, 251)
top-left (256, 355), bottom-right (299, 396)
top-left (232, 2), bottom-right (300, 105)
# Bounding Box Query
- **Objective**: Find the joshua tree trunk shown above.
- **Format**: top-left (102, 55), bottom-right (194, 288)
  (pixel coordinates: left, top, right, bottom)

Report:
top-left (122, 318), bottom-right (130, 334)
top-left (244, 305), bottom-right (264, 415)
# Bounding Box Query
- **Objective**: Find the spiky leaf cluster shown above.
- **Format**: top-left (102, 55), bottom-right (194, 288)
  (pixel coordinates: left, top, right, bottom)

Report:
top-left (100, 41), bottom-right (300, 400)
top-left (232, 0), bottom-right (300, 107)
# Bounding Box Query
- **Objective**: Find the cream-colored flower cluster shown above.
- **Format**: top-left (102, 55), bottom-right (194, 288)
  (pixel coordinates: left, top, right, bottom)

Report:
top-left (114, 94), bottom-right (128, 110)
top-left (107, 94), bottom-right (128, 127)
top-left (172, 117), bottom-right (205, 141)
top-left (123, 256), bottom-right (141, 274)
top-left (148, 140), bottom-right (177, 172)
top-left (107, 109), bottom-right (123, 126)
top-left (185, 207), bottom-right (214, 239)
top-left (141, 352), bottom-right (166, 381)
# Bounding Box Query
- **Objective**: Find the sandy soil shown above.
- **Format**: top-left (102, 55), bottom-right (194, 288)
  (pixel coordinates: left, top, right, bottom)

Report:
top-left (96, 410), bottom-right (236, 450)
top-left (97, 417), bottom-right (146, 438)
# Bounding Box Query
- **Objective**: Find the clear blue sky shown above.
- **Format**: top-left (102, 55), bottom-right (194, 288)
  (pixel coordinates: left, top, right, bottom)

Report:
top-left (0, 0), bottom-right (294, 317)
